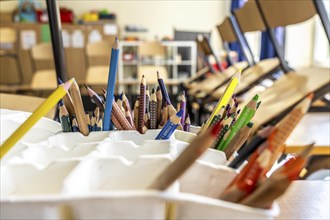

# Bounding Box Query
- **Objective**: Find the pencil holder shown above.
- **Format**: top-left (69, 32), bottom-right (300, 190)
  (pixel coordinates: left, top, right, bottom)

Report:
top-left (62, 157), bottom-right (176, 195)
top-left (67, 191), bottom-right (168, 220)
top-left (96, 140), bottom-right (177, 162)
top-left (179, 162), bottom-right (237, 198)
top-left (1, 160), bottom-right (80, 197)
top-left (8, 142), bottom-right (99, 168)
top-left (47, 131), bottom-right (111, 148)
top-left (166, 192), bottom-right (279, 220)
top-left (0, 110), bottom-right (61, 145)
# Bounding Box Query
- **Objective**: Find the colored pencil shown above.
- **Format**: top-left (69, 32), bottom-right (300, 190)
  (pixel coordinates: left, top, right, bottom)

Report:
top-left (86, 113), bottom-right (92, 132)
top-left (180, 91), bottom-right (186, 127)
top-left (0, 79), bottom-right (74, 158)
top-left (122, 91), bottom-right (132, 114)
top-left (71, 116), bottom-right (80, 132)
top-left (57, 78), bottom-right (75, 118)
top-left (84, 84), bottom-right (104, 111)
top-left (158, 106), bottom-right (168, 128)
top-left (167, 103), bottom-right (177, 118)
top-left (133, 98), bottom-right (139, 129)
top-left (103, 37), bottom-right (119, 131)
top-left (220, 94), bottom-right (259, 151)
top-left (149, 121), bottom-right (223, 190)
top-left (201, 71), bottom-right (241, 133)
top-left (150, 88), bottom-right (157, 129)
top-left (156, 86), bottom-right (163, 124)
top-left (94, 107), bottom-right (100, 122)
top-left (111, 111), bottom-right (124, 130)
top-left (138, 75), bottom-right (146, 134)
top-left (224, 122), bottom-right (253, 159)
top-left (70, 80), bottom-right (89, 136)
top-left (214, 114), bottom-right (235, 150)
top-left (220, 141), bottom-right (271, 203)
top-left (117, 97), bottom-right (125, 114)
top-left (125, 105), bottom-right (135, 129)
top-left (112, 98), bottom-right (134, 130)
top-left (102, 88), bottom-right (107, 101)
top-left (184, 113), bottom-right (191, 132)
top-left (262, 94), bottom-right (313, 174)
top-left (240, 144), bottom-right (314, 208)
top-left (97, 118), bottom-right (103, 131)
top-left (228, 126), bottom-right (274, 168)
top-left (59, 100), bottom-right (72, 132)
top-left (157, 71), bottom-right (171, 105)
top-left (155, 110), bottom-right (183, 140)
top-left (145, 86), bottom-right (150, 114)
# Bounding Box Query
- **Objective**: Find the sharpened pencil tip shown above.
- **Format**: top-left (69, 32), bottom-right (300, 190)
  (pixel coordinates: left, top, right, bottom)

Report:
top-left (157, 71), bottom-right (160, 79)
top-left (57, 77), bottom-right (64, 85)
top-left (234, 70), bottom-right (241, 81)
top-left (63, 78), bottom-right (75, 91)
top-left (113, 36), bottom-right (119, 49)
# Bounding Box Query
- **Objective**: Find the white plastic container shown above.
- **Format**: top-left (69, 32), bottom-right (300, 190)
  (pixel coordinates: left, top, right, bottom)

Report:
top-left (62, 157), bottom-right (174, 194)
top-left (166, 193), bottom-right (279, 220)
top-left (0, 161), bottom-right (80, 197)
top-left (180, 162), bottom-right (237, 198)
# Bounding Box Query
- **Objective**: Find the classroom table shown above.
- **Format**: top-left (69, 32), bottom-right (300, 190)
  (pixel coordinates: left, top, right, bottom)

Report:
top-left (277, 180), bottom-right (330, 219)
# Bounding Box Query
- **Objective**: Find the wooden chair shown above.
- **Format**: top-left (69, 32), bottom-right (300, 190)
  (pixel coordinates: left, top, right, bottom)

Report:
top-left (0, 93), bottom-right (55, 119)
top-left (187, 34), bottom-right (244, 97)
top-left (0, 27), bottom-right (23, 84)
top-left (30, 43), bottom-right (57, 90)
top-left (85, 40), bottom-right (111, 85)
top-left (238, 0), bottom-right (329, 130)
top-left (208, 2), bottom-right (282, 100)
top-left (210, 0), bottom-right (329, 132)
top-left (217, 18), bottom-right (250, 71)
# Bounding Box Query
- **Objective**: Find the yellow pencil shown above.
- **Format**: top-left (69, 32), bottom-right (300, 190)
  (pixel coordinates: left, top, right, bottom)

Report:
top-left (0, 78), bottom-right (74, 159)
top-left (201, 70), bottom-right (241, 133)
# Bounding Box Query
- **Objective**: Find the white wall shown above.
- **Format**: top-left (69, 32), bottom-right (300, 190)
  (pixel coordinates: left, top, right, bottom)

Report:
top-left (0, 0), bottom-right (230, 52)
top-left (285, 19), bottom-right (316, 68)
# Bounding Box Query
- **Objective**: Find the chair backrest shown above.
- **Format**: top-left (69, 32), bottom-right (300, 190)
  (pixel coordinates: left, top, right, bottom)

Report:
top-left (217, 17), bottom-right (238, 43)
top-left (196, 35), bottom-right (213, 56)
top-left (0, 28), bottom-right (16, 44)
top-left (234, 0), bottom-right (266, 33)
top-left (137, 66), bottom-right (168, 84)
top-left (31, 43), bottom-right (53, 61)
top-left (0, 93), bottom-right (55, 119)
top-left (138, 41), bottom-right (166, 57)
top-left (256, 0), bottom-right (330, 44)
top-left (256, 0), bottom-right (316, 28)
top-left (196, 35), bottom-right (224, 72)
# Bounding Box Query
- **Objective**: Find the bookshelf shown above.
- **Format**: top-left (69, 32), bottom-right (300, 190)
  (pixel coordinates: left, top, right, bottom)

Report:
top-left (118, 41), bottom-right (197, 92)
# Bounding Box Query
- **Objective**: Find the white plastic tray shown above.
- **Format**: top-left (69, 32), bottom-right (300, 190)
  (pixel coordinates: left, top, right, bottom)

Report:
top-left (0, 109), bottom-right (279, 219)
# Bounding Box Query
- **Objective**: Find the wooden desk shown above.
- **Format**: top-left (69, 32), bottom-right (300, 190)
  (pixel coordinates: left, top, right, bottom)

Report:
top-left (277, 180), bottom-right (330, 219)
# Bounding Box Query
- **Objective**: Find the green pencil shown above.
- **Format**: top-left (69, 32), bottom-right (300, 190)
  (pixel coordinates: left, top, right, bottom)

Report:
top-left (59, 100), bottom-right (72, 132)
top-left (220, 94), bottom-right (259, 151)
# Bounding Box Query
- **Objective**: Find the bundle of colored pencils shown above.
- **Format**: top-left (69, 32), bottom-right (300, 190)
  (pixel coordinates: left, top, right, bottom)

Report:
top-left (218, 95), bottom-right (314, 209)
top-left (58, 74), bottom-right (191, 138)
top-left (199, 93), bottom-right (259, 159)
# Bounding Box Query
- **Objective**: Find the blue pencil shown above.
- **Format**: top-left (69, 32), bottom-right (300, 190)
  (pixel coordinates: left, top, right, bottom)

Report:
top-left (157, 71), bottom-right (171, 105)
top-left (103, 37), bottom-right (119, 131)
top-left (155, 109), bottom-right (183, 140)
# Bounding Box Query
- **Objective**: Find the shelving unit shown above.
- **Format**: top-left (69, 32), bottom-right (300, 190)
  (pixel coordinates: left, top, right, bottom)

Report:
top-left (118, 41), bottom-right (197, 92)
